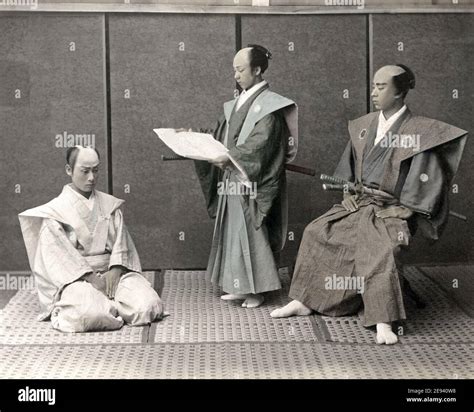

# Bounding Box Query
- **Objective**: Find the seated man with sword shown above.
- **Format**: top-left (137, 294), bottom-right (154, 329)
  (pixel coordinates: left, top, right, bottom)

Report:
top-left (271, 64), bottom-right (468, 345)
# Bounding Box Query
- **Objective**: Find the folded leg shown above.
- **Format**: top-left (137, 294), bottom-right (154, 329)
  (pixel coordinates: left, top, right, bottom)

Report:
top-left (51, 281), bottom-right (124, 333)
top-left (114, 272), bottom-right (163, 326)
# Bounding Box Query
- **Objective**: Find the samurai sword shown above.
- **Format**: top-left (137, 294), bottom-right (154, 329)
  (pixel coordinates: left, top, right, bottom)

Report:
top-left (320, 174), bottom-right (467, 221)
top-left (320, 174), bottom-right (393, 199)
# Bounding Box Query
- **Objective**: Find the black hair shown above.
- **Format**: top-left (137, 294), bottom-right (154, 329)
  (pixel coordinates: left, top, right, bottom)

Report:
top-left (247, 44), bottom-right (272, 74)
top-left (66, 146), bottom-right (100, 170)
top-left (393, 64), bottom-right (416, 98)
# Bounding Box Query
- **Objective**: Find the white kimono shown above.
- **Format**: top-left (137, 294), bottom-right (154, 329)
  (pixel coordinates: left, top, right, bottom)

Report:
top-left (18, 184), bottom-right (162, 332)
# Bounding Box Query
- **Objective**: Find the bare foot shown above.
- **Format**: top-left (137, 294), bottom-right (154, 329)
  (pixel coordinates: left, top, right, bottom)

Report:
top-left (221, 294), bottom-right (247, 301)
top-left (270, 300), bottom-right (312, 318)
top-left (376, 323), bottom-right (398, 345)
top-left (242, 294), bottom-right (264, 308)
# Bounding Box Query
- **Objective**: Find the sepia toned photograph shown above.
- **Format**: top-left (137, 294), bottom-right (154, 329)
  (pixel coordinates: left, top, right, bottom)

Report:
top-left (0, 0), bottom-right (472, 407)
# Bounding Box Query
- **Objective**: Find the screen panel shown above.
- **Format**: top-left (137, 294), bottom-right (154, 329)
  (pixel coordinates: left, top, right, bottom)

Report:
top-left (109, 14), bottom-right (236, 268)
top-left (0, 14), bottom-right (107, 270)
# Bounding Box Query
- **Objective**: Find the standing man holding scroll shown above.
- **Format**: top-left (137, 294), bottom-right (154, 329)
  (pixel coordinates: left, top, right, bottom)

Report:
top-left (194, 45), bottom-right (298, 308)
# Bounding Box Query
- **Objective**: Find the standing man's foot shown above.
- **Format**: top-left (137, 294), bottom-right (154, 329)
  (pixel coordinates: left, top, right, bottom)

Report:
top-left (270, 300), bottom-right (312, 318)
top-left (376, 323), bottom-right (398, 345)
top-left (242, 294), bottom-right (264, 308)
top-left (221, 294), bottom-right (247, 301)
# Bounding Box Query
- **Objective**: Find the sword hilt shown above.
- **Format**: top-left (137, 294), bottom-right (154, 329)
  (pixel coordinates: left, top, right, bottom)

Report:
top-left (320, 174), bottom-right (348, 185)
top-left (322, 183), bottom-right (345, 192)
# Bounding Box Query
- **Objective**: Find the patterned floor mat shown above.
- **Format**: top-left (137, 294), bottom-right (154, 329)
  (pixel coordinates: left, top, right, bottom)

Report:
top-left (0, 342), bottom-right (471, 379)
top-left (316, 266), bottom-right (474, 344)
top-left (0, 274), bottom-right (159, 346)
top-left (0, 288), bottom-right (148, 345)
top-left (2, 267), bottom-right (471, 346)
top-left (0, 267), bottom-right (472, 379)
top-left (150, 269), bottom-right (321, 343)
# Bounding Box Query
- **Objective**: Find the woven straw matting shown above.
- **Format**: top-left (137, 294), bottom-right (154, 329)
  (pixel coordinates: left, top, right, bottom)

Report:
top-left (0, 342), bottom-right (471, 379)
top-left (317, 266), bottom-right (474, 344)
top-left (2, 267), bottom-right (471, 347)
top-left (150, 269), bottom-right (320, 343)
top-left (0, 267), bottom-right (472, 379)
top-left (0, 288), bottom-right (147, 345)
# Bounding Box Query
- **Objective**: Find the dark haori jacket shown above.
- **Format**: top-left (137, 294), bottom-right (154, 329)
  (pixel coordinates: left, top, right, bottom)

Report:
top-left (334, 108), bottom-right (468, 240)
top-left (195, 84), bottom-right (298, 252)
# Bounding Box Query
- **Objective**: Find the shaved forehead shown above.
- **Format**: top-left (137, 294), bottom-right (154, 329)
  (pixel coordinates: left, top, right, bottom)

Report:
top-left (374, 65), bottom-right (405, 79)
top-left (233, 48), bottom-right (251, 66)
top-left (76, 147), bottom-right (99, 166)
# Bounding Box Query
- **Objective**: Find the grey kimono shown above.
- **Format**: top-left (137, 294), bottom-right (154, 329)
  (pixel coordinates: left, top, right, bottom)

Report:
top-left (288, 108), bottom-right (467, 326)
top-left (195, 84), bottom-right (298, 295)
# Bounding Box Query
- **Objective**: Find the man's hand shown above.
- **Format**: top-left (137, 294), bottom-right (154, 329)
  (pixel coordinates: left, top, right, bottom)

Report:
top-left (376, 205), bottom-right (414, 219)
top-left (210, 154), bottom-right (231, 170)
top-left (103, 266), bottom-right (126, 299)
top-left (341, 194), bottom-right (359, 212)
top-left (82, 272), bottom-right (106, 293)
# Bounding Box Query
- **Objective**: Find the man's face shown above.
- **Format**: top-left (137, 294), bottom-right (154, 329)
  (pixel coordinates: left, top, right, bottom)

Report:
top-left (371, 66), bottom-right (404, 112)
top-left (233, 48), bottom-right (260, 91)
top-left (66, 148), bottom-right (100, 195)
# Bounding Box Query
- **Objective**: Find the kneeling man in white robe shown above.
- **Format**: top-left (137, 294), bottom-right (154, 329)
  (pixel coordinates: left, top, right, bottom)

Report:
top-left (18, 145), bottom-right (164, 333)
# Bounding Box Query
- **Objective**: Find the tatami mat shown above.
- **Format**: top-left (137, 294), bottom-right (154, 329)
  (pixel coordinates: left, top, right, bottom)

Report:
top-left (0, 267), bottom-right (472, 379)
top-left (0, 342), bottom-right (471, 379)
top-left (317, 266), bottom-right (474, 344)
top-left (151, 269), bottom-right (320, 343)
top-left (0, 285), bottom-right (148, 346)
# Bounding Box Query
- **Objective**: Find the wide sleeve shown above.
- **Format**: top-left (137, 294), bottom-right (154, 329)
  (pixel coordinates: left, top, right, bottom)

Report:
top-left (228, 111), bottom-right (287, 228)
top-left (28, 218), bottom-right (93, 319)
top-left (399, 136), bottom-right (467, 240)
top-left (194, 115), bottom-right (227, 218)
top-left (34, 219), bottom-right (93, 289)
top-left (227, 112), bottom-right (286, 186)
top-left (399, 150), bottom-right (445, 217)
top-left (107, 208), bottom-right (142, 273)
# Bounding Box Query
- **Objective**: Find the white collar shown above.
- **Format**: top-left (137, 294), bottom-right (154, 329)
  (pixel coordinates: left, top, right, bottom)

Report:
top-left (379, 104), bottom-right (407, 125)
top-left (67, 184), bottom-right (95, 211)
top-left (374, 105), bottom-right (407, 146)
top-left (236, 80), bottom-right (267, 111)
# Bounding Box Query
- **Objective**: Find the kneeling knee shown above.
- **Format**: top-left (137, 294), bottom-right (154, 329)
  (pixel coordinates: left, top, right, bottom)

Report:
top-left (127, 296), bottom-right (163, 326)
